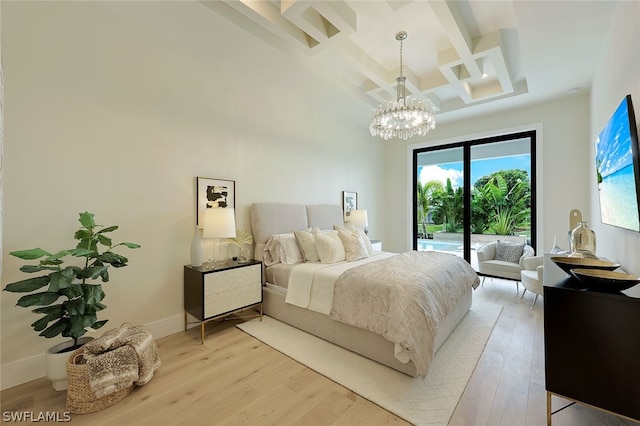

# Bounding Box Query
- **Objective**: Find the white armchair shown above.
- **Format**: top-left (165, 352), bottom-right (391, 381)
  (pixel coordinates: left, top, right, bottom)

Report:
top-left (477, 241), bottom-right (535, 293)
top-left (520, 255), bottom-right (544, 308)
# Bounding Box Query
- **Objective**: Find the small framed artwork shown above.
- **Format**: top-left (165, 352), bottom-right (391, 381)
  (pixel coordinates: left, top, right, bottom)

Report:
top-left (196, 177), bottom-right (235, 226)
top-left (342, 191), bottom-right (357, 218)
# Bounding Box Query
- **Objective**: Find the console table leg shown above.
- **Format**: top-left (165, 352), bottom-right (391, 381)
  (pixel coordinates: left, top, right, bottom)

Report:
top-left (547, 391), bottom-right (552, 425)
top-left (201, 322), bottom-right (205, 344)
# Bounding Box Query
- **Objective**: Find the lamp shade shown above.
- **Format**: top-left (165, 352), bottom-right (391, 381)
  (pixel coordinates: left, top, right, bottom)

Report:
top-left (349, 209), bottom-right (368, 227)
top-left (202, 208), bottom-right (236, 239)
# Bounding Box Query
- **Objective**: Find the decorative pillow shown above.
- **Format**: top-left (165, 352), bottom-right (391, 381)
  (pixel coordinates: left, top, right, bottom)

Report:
top-left (495, 240), bottom-right (525, 263)
top-left (338, 230), bottom-right (369, 262)
top-left (314, 231), bottom-right (346, 264)
top-left (334, 224), bottom-right (374, 255)
top-left (294, 230), bottom-right (320, 262)
top-left (262, 236), bottom-right (281, 266)
top-left (263, 233), bottom-right (304, 265)
top-left (278, 233), bottom-right (304, 264)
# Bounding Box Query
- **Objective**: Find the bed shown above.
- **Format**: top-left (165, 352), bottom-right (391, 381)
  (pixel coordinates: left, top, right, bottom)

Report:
top-left (250, 202), bottom-right (478, 377)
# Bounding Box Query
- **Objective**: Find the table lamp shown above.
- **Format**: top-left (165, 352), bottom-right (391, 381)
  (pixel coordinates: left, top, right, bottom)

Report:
top-left (349, 209), bottom-right (369, 235)
top-left (202, 207), bottom-right (236, 268)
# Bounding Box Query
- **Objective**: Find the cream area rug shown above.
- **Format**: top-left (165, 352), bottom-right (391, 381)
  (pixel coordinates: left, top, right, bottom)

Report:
top-left (237, 300), bottom-right (502, 426)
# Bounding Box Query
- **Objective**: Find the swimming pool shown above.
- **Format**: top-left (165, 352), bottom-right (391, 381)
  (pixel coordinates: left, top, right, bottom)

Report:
top-left (417, 240), bottom-right (463, 251)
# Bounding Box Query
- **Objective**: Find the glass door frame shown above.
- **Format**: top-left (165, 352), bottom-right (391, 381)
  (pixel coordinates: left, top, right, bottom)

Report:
top-left (412, 130), bottom-right (537, 263)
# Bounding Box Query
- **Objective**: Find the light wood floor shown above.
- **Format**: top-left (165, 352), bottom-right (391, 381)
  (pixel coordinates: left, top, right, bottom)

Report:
top-left (2, 278), bottom-right (639, 426)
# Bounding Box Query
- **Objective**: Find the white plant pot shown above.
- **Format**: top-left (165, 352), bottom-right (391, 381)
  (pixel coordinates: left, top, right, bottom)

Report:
top-left (45, 337), bottom-right (93, 391)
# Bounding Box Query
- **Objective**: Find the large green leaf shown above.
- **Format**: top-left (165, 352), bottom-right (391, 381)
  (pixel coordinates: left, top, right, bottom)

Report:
top-left (17, 292), bottom-right (60, 307)
top-left (69, 314), bottom-right (97, 338)
top-left (122, 242), bottom-right (141, 249)
top-left (32, 304), bottom-right (65, 315)
top-left (97, 225), bottom-right (118, 234)
top-left (98, 251), bottom-right (128, 267)
top-left (59, 284), bottom-right (83, 299)
top-left (39, 258), bottom-right (64, 266)
top-left (68, 248), bottom-right (95, 257)
top-left (19, 265), bottom-right (59, 273)
top-left (82, 284), bottom-right (105, 305)
top-left (45, 250), bottom-right (71, 261)
top-left (97, 234), bottom-right (112, 247)
top-left (38, 319), bottom-right (70, 339)
top-left (31, 312), bottom-right (62, 332)
top-left (83, 265), bottom-right (109, 280)
top-left (74, 229), bottom-right (90, 240)
top-left (10, 248), bottom-right (51, 260)
top-left (91, 320), bottom-right (108, 330)
top-left (65, 298), bottom-right (85, 315)
top-left (78, 212), bottom-right (95, 229)
top-left (4, 276), bottom-right (51, 293)
top-left (48, 268), bottom-right (76, 292)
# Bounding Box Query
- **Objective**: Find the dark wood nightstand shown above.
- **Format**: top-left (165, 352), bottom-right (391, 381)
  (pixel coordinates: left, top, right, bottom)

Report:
top-left (184, 259), bottom-right (262, 343)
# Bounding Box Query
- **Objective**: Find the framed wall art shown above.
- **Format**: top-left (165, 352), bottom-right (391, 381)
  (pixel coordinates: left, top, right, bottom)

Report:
top-left (196, 177), bottom-right (235, 226)
top-left (342, 191), bottom-right (357, 218)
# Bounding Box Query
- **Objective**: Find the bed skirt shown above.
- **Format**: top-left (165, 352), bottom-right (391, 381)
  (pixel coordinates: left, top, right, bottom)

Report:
top-left (261, 284), bottom-right (472, 377)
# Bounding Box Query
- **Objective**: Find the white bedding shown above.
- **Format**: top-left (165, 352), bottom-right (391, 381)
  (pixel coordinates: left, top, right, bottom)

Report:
top-left (283, 252), bottom-right (396, 315)
top-left (280, 251), bottom-right (479, 375)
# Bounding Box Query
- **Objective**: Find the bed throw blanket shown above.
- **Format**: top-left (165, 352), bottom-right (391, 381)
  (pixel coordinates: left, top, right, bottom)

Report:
top-left (82, 324), bottom-right (161, 398)
top-left (329, 251), bottom-right (479, 376)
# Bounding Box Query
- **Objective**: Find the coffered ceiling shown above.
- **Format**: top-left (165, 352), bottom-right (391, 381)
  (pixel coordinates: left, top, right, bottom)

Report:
top-left (201, 0), bottom-right (617, 123)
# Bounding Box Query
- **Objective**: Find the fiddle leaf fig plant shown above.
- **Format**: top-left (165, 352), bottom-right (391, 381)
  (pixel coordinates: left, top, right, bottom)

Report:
top-left (3, 212), bottom-right (140, 350)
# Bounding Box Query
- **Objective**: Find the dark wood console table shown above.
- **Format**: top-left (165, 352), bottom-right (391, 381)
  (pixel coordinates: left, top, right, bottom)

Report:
top-left (543, 277), bottom-right (640, 425)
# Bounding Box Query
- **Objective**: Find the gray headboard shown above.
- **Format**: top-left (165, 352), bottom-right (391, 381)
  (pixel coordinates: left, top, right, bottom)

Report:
top-left (250, 203), bottom-right (344, 261)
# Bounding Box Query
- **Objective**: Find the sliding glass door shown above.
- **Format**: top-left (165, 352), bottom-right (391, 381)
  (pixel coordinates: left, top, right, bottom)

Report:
top-left (413, 131), bottom-right (536, 270)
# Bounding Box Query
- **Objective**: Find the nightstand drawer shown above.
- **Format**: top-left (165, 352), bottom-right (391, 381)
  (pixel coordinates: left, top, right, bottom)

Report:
top-left (204, 264), bottom-right (261, 318)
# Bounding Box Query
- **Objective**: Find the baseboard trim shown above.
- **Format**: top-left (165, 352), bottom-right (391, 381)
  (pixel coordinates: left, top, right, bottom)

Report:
top-left (1, 313), bottom-right (187, 391)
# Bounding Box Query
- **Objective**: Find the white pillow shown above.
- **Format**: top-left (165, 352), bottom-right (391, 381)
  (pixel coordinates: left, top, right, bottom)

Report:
top-left (314, 231), bottom-right (345, 264)
top-left (338, 230), bottom-right (369, 262)
top-left (294, 230), bottom-right (320, 262)
top-left (263, 233), bottom-right (304, 265)
top-left (334, 224), bottom-right (374, 255)
top-left (278, 233), bottom-right (304, 264)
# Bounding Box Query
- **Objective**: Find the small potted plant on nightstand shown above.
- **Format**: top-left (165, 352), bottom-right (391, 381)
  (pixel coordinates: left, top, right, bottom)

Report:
top-left (3, 211), bottom-right (140, 390)
top-left (228, 229), bottom-right (253, 263)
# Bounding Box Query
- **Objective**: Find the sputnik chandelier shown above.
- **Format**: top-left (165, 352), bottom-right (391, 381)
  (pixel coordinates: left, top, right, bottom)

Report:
top-left (369, 31), bottom-right (437, 140)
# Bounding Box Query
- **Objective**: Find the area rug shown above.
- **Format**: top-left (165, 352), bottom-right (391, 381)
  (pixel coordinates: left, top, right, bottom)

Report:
top-left (237, 300), bottom-right (502, 426)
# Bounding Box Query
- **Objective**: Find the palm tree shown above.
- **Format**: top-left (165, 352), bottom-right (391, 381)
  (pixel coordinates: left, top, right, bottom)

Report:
top-left (417, 180), bottom-right (443, 237)
top-left (431, 178), bottom-right (464, 232)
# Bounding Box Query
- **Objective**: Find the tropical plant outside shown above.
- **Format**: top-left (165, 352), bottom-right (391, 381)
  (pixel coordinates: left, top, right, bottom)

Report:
top-left (418, 169), bottom-right (531, 237)
top-left (416, 180), bottom-right (443, 236)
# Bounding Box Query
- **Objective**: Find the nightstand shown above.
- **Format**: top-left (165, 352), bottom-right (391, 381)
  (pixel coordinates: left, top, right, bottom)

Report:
top-left (184, 259), bottom-right (262, 343)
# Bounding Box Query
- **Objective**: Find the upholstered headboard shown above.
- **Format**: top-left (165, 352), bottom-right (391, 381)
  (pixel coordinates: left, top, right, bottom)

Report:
top-left (250, 202), bottom-right (344, 261)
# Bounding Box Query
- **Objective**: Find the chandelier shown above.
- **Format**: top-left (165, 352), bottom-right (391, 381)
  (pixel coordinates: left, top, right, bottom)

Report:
top-left (369, 31), bottom-right (437, 140)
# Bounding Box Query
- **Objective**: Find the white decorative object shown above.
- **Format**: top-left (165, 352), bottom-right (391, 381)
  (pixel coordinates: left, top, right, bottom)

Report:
top-left (203, 208), bottom-right (236, 266)
top-left (349, 209), bottom-right (369, 235)
top-left (369, 31), bottom-right (436, 140)
top-left (190, 225), bottom-right (204, 267)
top-left (45, 337), bottom-right (93, 391)
top-left (570, 221), bottom-right (597, 258)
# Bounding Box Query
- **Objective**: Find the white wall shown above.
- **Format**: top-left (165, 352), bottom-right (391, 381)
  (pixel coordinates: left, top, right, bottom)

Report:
top-left (382, 94), bottom-right (592, 257)
top-left (589, 1), bottom-right (640, 277)
top-left (0, 2), bottom-right (383, 388)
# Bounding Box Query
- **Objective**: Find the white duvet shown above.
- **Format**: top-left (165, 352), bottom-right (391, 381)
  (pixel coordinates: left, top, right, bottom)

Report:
top-left (283, 251), bottom-right (479, 376)
top-left (284, 252), bottom-right (396, 314)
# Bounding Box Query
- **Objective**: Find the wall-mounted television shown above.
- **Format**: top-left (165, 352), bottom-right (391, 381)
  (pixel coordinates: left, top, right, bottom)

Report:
top-left (595, 94), bottom-right (640, 232)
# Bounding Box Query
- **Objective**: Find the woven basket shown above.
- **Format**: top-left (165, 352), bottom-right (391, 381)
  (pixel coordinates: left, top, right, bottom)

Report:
top-left (65, 350), bottom-right (134, 414)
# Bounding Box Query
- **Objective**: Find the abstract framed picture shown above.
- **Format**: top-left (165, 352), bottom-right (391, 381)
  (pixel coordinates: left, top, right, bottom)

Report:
top-left (342, 191), bottom-right (357, 218)
top-left (196, 177), bottom-right (235, 226)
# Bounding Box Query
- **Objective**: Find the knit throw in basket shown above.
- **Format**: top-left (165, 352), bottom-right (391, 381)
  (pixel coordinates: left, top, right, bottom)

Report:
top-left (65, 351), bottom-right (134, 414)
top-left (65, 324), bottom-right (160, 414)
